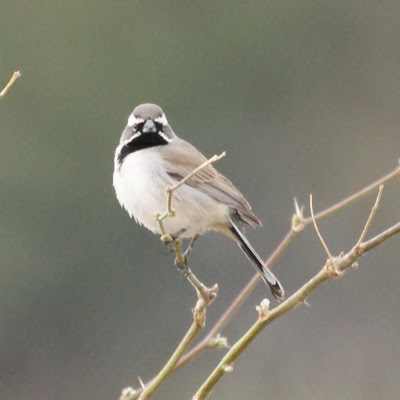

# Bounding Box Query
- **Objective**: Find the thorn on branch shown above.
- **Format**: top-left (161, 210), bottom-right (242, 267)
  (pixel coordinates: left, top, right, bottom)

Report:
top-left (137, 377), bottom-right (145, 390)
top-left (0, 71), bottom-right (21, 99)
top-left (292, 197), bottom-right (306, 232)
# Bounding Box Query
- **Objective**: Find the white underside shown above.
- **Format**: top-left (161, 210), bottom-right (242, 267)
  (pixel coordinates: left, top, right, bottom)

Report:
top-left (113, 147), bottom-right (230, 238)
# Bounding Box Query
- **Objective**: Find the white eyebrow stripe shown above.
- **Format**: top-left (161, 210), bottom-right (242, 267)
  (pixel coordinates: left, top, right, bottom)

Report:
top-left (128, 115), bottom-right (144, 127)
top-left (158, 131), bottom-right (172, 143)
top-left (155, 113), bottom-right (168, 126)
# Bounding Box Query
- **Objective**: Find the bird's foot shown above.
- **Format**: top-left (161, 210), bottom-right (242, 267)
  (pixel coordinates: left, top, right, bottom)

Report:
top-left (174, 254), bottom-right (190, 276)
top-left (162, 228), bottom-right (186, 253)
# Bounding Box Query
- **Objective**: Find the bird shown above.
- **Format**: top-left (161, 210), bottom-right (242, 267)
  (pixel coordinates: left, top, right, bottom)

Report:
top-left (113, 103), bottom-right (284, 300)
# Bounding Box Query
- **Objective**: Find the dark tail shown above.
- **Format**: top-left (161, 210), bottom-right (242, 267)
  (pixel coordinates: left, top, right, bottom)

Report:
top-left (229, 221), bottom-right (284, 301)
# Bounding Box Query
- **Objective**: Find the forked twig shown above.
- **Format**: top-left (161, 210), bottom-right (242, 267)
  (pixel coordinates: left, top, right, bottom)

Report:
top-left (192, 219), bottom-right (400, 399)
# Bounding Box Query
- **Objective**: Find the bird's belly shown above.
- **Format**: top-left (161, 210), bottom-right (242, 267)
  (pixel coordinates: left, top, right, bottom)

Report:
top-left (113, 149), bottom-right (229, 237)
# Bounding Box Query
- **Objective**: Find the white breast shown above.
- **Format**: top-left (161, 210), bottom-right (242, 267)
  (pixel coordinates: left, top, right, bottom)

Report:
top-left (113, 147), bottom-right (168, 234)
top-left (113, 147), bottom-right (230, 238)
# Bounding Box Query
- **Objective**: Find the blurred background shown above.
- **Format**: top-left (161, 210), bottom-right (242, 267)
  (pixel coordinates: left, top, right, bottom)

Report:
top-left (1, 1), bottom-right (400, 399)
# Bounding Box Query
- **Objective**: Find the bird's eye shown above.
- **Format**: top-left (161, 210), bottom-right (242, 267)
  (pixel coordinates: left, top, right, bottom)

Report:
top-left (132, 124), bottom-right (138, 131)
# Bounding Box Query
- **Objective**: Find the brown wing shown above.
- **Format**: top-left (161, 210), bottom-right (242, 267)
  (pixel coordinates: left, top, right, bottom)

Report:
top-left (160, 138), bottom-right (261, 227)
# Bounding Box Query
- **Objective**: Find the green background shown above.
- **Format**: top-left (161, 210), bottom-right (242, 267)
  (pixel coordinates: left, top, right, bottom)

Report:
top-left (1, 1), bottom-right (400, 399)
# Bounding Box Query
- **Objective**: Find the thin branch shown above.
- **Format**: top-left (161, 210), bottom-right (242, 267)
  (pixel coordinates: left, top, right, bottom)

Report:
top-left (0, 71), bottom-right (21, 99)
top-left (193, 220), bottom-right (400, 399)
top-left (138, 321), bottom-right (201, 400)
top-left (123, 285), bottom-right (218, 400)
top-left (356, 185), bottom-right (384, 246)
top-left (304, 165), bottom-right (399, 224)
top-left (310, 194), bottom-right (333, 259)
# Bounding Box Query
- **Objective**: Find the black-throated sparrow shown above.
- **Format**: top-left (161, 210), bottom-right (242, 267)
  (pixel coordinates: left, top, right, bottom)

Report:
top-left (113, 103), bottom-right (284, 300)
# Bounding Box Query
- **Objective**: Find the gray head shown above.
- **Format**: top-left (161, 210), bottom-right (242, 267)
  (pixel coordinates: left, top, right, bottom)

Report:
top-left (120, 103), bottom-right (176, 144)
top-left (132, 103), bottom-right (165, 122)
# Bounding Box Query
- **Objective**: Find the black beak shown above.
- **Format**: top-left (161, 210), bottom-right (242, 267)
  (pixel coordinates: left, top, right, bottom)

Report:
top-left (142, 119), bottom-right (157, 134)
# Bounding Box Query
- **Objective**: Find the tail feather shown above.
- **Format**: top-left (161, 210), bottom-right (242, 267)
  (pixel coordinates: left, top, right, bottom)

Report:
top-left (229, 221), bottom-right (284, 301)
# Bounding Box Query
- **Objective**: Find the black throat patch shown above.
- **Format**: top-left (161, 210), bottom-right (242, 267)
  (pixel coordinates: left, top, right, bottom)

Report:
top-left (117, 131), bottom-right (168, 164)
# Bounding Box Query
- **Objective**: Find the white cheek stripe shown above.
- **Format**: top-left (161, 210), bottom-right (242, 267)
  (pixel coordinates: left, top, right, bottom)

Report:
top-left (121, 131), bottom-right (141, 145)
top-left (158, 131), bottom-right (172, 143)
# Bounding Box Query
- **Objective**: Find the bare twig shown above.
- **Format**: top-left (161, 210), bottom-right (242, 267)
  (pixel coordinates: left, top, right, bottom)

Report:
top-left (356, 185), bottom-right (384, 246)
top-left (0, 71), bottom-right (21, 99)
top-left (193, 219), bottom-right (400, 399)
top-left (304, 165), bottom-right (399, 224)
top-left (122, 285), bottom-right (218, 400)
top-left (310, 194), bottom-right (333, 259)
top-left (187, 163), bottom-right (399, 349)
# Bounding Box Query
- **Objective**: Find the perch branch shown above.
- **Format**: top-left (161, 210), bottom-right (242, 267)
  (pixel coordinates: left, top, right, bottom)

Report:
top-left (154, 151), bottom-right (225, 295)
top-left (121, 153), bottom-right (226, 399)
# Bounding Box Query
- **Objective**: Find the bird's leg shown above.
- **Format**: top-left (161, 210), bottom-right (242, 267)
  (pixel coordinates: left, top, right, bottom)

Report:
top-left (174, 234), bottom-right (199, 277)
top-left (183, 234), bottom-right (199, 261)
top-left (161, 228), bottom-right (190, 275)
